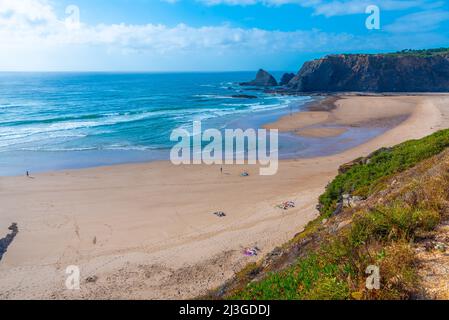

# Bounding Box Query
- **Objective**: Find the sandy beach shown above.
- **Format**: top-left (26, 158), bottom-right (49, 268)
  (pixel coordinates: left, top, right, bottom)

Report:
top-left (1, 95), bottom-right (449, 300)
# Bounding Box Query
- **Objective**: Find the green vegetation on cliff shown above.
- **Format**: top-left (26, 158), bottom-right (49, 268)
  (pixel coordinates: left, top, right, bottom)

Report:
top-left (388, 48), bottom-right (449, 57)
top-left (319, 129), bottom-right (449, 217)
top-left (231, 207), bottom-right (436, 300)
top-left (227, 129), bottom-right (449, 300)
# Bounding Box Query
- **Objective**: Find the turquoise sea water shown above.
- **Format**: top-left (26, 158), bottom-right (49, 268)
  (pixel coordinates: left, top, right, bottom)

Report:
top-left (0, 72), bottom-right (384, 176)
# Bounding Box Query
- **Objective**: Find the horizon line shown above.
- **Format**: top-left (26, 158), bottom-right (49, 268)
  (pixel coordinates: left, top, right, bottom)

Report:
top-left (0, 70), bottom-right (296, 74)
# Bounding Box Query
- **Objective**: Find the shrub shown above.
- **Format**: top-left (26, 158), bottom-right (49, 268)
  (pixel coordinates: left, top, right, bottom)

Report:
top-left (230, 204), bottom-right (437, 300)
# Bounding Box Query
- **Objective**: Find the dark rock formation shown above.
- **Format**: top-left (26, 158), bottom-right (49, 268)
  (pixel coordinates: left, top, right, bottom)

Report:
top-left (279, 72), bottom-right (295, 86)
top-left (240, 69), bottom-right (278, 87)
top-left (231, 94), bottom-right (258, 99)
top-left (287, 53), bottom-right (449, 93)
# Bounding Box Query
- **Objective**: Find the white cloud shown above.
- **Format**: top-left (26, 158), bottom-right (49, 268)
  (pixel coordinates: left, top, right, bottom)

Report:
top-left (0, 0), bottom-right (354, 54)
top-left (194, 0), bottom-right (433, 16)
top-left (0, 0), bottom-right (435, 53)
top-left (384, 9), bottom-right (449, 32)
top-left (311, 0), bottom-right (425, 17)
top-left (0, 0), bottom-right (57, 23)
top-left (0, 0), bottom-right (447, 70)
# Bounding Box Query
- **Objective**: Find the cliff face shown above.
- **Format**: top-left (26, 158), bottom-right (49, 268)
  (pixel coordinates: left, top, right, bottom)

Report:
top-left (279, 72), bottom-right (295, 86)
top-left (288, 54), bottom-right (449, 93)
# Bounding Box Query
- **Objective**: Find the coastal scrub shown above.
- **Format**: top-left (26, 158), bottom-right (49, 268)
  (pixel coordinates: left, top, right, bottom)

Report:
top-left (319, 129), bottom-right (449, 217)
top-left (229, 130), bottom-right (449, 300)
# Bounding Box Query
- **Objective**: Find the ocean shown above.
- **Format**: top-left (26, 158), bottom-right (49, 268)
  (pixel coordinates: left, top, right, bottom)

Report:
top-left (0, 72), bottom-right (384, 176)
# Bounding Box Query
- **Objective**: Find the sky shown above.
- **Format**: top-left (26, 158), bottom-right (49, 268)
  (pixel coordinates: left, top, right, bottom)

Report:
top-left (0, 0), bottom-right (448, 71)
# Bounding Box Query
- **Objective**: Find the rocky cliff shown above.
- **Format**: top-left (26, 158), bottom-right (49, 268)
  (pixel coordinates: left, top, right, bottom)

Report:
top-left (279, 72), bottom-right (295, 86)
top-left (287, 53), bottom-right (449, 93)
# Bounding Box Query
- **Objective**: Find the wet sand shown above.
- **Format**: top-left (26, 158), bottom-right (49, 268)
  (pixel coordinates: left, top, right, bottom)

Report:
top-left (264, 96), bottom-right (422, 138)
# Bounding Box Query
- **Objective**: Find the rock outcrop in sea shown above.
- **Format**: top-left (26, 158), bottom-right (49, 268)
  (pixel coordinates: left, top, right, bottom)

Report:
top-left (286, 51), bottom-right (449, 93)
top-left (231, 94), bottom-right (258, 99)
top-left (240, 69), bottom-right (278, 87)
top-left (279, 73), bottom-right (295, 86)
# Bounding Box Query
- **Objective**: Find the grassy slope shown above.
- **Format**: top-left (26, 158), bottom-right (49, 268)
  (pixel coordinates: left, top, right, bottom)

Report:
top-left (338, 48), bottom-right (449, 58)
top-left (319, 129), bottom-right (449, 217)
top-left (227, 129), bottom-right (449, 300)
top-left (386, 48), bottom-right (449, 57)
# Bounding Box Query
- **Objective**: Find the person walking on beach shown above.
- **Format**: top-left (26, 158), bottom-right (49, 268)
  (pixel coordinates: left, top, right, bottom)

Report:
top-left (220, 166), bottom-right (223, 174)
top-left (26, 171), bottom-right (29, 177)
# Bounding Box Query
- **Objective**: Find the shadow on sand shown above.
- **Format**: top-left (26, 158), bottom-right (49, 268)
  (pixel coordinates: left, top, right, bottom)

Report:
top-left (0, 223), bottom-right (19, 262)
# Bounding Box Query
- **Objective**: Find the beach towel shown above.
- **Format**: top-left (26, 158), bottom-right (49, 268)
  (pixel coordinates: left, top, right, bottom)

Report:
top-left (276, 201), bottom-right (296, 210)
top-left (213, 211), bottom-right (226, 217)
top-left (243, 247), bottom-right (260, 256)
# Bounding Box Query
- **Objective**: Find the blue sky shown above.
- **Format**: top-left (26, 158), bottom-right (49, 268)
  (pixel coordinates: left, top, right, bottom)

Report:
top-left (0, 0), bottom-right (448, 71)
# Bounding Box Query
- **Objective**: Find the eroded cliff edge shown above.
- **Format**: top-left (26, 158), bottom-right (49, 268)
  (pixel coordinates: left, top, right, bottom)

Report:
top-left (287, 50), bottom-right (449, 93)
